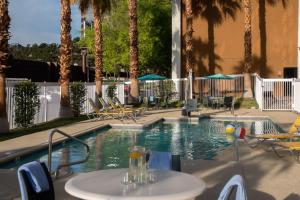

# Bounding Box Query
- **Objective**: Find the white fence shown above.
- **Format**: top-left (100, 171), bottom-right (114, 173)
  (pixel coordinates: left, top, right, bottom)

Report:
top-left (253, 74), bottom-right (263, 109)
top-left (253, 75), bottom-right (299, 111)
top-left (6, 82), bottom-right (125, 129)
top-left (294, 80), bottom-right (300, 113)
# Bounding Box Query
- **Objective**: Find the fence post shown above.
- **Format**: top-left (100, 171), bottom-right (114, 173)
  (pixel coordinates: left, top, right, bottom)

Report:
top-left (44, 81), bottom-right (47, 122)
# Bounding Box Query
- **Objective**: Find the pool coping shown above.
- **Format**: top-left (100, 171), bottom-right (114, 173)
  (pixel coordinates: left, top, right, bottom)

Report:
top-left (0, 114), bottom-right (274, 165)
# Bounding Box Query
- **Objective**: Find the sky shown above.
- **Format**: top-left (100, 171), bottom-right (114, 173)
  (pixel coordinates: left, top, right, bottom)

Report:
top-left (9, 0), bottom-right (81, 45)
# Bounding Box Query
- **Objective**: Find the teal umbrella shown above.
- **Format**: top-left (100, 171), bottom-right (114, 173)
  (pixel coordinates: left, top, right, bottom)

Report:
top-left (204, 74), bottom-right (234, 80)
top-left (138, 74), bottom-right (166, 81)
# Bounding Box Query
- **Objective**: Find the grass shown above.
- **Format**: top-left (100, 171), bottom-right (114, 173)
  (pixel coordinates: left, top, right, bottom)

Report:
top-left (234, 98), bottom-right (258, 109)
top-left (0, 115), bottom-right (89, 142)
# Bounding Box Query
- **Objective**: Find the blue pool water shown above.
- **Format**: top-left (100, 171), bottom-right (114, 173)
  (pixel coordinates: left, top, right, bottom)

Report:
top-left (0, 118), bottom-right (281, 172)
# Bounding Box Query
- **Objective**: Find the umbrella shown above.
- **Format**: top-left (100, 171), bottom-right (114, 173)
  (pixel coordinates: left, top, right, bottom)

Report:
top-left (204, 74), bottom-right (234, 97)
top-left (138, 74), bottom-right (166, 81)
top-left (204, 74), bottom-right (234, 80)
top-left (138, 74), bottom-right (166, 100)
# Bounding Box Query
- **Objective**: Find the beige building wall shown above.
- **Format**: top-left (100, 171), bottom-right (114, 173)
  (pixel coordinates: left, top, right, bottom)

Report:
top-left (181, 0), bottom-right (298, 78)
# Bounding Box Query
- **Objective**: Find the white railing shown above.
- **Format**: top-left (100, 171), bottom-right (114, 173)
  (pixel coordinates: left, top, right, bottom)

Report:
top-left (253, 74), bottom-right (263, 110)
top-left (6, 82), bottom-right (125, 129)
top-left (293, 79), bottom-right (300, 112)
top-left (262, 79), bottom-right (294, 111)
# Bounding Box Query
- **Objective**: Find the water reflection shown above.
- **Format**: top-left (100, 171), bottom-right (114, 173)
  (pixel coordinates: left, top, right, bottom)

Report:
top-left (0, 119), bottom-right (281, 172)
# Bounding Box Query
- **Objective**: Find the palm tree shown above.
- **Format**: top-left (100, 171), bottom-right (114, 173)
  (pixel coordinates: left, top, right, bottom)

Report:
top-left (185, 0), bottom-right (193, 99)
top-left (128, 0), bottom-right (139, 102)
top-left (185, 0), bottom-right (193, 74)
top-left (0, 0), bottom-right (10, 133)
top-left (59, 0), bottom-right (73, 117)
top-left (77, 0), bottom-right (111, 98)
top-left (198, 0), bottom-right (241, 74)
top-left (243, 0), bottom-right (253, 97)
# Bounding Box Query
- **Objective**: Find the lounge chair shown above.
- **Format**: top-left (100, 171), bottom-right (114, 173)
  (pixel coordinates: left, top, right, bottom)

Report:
top-left (98, 97), bottom-right (136, 121)
top-left (88, 98), bottom-right (126, 121)
top-left (106, 97), bottom-right (141, 117)
top-left (271, 141), bottom-right (300, 162)
top-left (113, 96), bottom-right (145, 116)
top-left (218, 175), bottom-right (247, 200)
top-left (18, 161), bottom-right (55, 200)
top-left (247, 115), bottom-right (300, 147)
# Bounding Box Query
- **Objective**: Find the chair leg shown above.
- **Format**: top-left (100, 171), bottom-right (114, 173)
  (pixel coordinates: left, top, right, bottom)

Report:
top-left (271, 144), bottom-right (285, 158)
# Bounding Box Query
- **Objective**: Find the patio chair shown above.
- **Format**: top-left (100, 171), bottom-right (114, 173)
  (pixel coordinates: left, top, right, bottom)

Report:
top-left (202, 96), bottom-right (212, 108)
top-left (107, 97), bottom-right (143, 117)
top-left (98, 97), bottom-right (136, 121)
top-left (271, 141), bottom-right (300, 163)
top-left (147, 96), bottom-right (157, 107)
top-left (224, 96), bottom-right (233, 108)
top-left (146, 151), bottom-right (181, 172)
top-left (248, 115), bottom-right (300, 147)
top-left (18, 161), bottom-right (55, 200)
top-left (218, 175), bottom-right (247, 200)
top-left (87, 98), bottom-right (103, 120)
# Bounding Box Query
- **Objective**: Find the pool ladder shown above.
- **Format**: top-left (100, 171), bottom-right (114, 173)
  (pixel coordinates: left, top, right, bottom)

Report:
top-left (48, 129), bottom-right (90, 179)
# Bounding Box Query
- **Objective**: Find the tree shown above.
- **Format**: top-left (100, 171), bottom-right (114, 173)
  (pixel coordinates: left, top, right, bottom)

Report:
top-left (0, 0), bottom-right (10, 133)
top-left (185, 0), bottom-right (193, 74)
top-left (77, 0), bottom-right (171, 77)
top-left (59, 0), bottom-right (73, 117)
top-left (198, 0), bottom-right (241, 74)
top-left (77, 0), bottom-right (111, 98)
top-left (128, 0), bottom-right (139, 101)
top-left (243, 0), bottom-right (253, 97)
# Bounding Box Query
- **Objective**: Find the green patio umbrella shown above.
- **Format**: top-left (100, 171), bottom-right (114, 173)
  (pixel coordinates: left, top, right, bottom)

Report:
top-left (204, 74), bottom-right (234, 80)
top-left (137, 74), bottom-right (167, 81)
top-left (204, 74), bottom-right (235, 97)
top-left (138, 74), bottom-right (167, 104)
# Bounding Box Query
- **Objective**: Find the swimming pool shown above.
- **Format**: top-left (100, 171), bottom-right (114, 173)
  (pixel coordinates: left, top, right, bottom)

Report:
top-left (0, 118), bottom-right (281, 172)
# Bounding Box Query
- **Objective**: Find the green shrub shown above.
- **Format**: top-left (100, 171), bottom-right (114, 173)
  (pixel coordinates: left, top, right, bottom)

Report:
top-left (70, 82), bottom-right (87, 117)
top-left (13, 81), bottom-right (40, 128)
top-left (106, 84), bottom-right (117, 98)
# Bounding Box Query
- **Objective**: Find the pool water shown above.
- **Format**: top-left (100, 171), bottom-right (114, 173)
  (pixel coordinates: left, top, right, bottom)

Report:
top-left (0, 118), bottom-right (281, 172)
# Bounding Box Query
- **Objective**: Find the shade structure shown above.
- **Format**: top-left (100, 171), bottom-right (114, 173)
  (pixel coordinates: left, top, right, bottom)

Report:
top-left (138, 74), bottom-right (167, 81)
top-left (204, 74), bottom-right (234, 80)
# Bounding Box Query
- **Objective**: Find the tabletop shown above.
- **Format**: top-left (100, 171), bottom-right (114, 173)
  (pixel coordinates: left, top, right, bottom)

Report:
top-left (65, 168), bottom-right (206, 200)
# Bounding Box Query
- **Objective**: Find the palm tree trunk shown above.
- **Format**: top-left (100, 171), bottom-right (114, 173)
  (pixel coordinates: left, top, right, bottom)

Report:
top-left (185, 0), bottom-right (193, 99)
top-left (0, 0), bottom-right (10, 133)
top-left (185, 0), bottom-right (193, 74)
top-left (128, 0), bottom-right (139, 102)
top-left (59, 0), bottom-right (73, 117)
top-left (94, 6), bottom-right (103, 98)
top-left (243, 0), bottom-right (253, 97)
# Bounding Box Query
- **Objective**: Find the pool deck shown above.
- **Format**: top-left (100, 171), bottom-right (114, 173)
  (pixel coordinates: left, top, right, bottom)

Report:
top-left (0, 108), bottom-right (299, 199)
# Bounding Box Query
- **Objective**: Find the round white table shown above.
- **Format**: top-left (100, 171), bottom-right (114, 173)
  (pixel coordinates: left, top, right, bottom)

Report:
top-left (65, 168), bottom-right (206, 200)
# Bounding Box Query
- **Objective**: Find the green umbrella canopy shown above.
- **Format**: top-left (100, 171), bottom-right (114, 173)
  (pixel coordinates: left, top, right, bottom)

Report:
top-left (204, 74), bottom-right (234, 80)
top-left (138, 74), bottom-right (167, 81)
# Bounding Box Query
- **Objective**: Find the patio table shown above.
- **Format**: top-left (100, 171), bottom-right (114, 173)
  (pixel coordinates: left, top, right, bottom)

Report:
top-left (65, 168), bottom-right (206, 200)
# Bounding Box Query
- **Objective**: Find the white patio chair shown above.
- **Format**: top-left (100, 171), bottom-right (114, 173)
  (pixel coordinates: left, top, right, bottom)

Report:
top-left (218, 174), bottom-right (247, 200)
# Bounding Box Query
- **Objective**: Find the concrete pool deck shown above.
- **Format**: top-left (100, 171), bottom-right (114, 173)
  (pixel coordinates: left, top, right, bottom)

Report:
top-left (0, 108), bottom-right (299, 199)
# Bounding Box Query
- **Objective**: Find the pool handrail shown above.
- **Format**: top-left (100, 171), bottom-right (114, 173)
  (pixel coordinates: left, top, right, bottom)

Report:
top-left (48, 129), bottom-right (90, 179)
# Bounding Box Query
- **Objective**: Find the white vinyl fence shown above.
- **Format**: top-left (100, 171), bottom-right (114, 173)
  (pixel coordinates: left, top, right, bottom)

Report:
top-left (293, 79), bottom-right (300, 113)
top-left (253, 74), bottom-right (263, 109)
top-left (253, 75), bottom-right (298, 111)
top-left (6, 82), bottom-right (125, 129)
